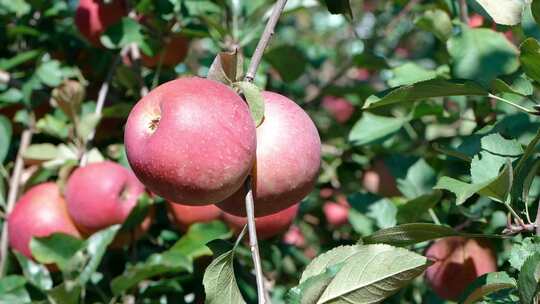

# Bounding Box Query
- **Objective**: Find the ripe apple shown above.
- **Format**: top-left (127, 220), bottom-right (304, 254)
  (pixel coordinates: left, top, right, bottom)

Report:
top-left (321, 96), bottom-right (355, 123)
top-left (323, 199), bottom-right (349, 227)
top-left (64, 161), bottom-right (145, 236)
top-left (75, 0), bottom-right (126, 47)
top-left (425, 237), bottom-right (497, 300)
top-left (222, 204), bottom-right (299, 240)
top-left (167, 202), bottom-right (222, 232)
top-left (124, 77), bottom-right (256, 204)
top-left (361, 159), bottom-right (401, 197)
top-left (468, 14), bottom-right (484, 28)
top-left (217, 91), bottom-right (321, 217)
top-left (141, 35), bottom-right (190, 68)
top-left (8, 183), bottom-right (81, 259)
top-left (282, 225), bottom-right (305, 247)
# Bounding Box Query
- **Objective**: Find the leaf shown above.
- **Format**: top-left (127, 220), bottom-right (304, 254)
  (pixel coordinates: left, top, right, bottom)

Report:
top-left (415, 9), bottom-right (453, 41)
top-left (460, 271), bottom-right (517, 304)
top-left (36, 60), bottom-right (64, 87)
top-left (397, 191), bottom-right (442, 223)
top-left (300, 245), bottom-right (363, 283)
top-left (78, 225), bottom-right (120, 284)
top-left (0, 49), bottom-right (40, 71)
top-left (76, 112), bottom-right (101, 142)
top-left (533, 0), bottom-right (540, 25)
top-left (348, 113), bottom-right (407, 146)
top-left (265, 45), bottom-right (308, 82)
top-left (234, 81), bottom-right (265, 126)
top-left (14, 252), bottom-right (52, 290)
top-left (323, 0), bottom-right (352, 19)
top-left (101, 17), bottom-right (148, 51)
top-left (22, 143), bottom-right (58, 164)
top-left (30, 233), bottom-right (85, 271)
top-left (518, 253), bottom-right (540, 304)
top-left (363, 223), bottom-right (461, 246)
top-left (447, 27), bottom-right (519, 85)
top-left (111, 221), bottom-right (230, 294)
top-left (492, 77), bottom-right (534, 97)
top-left (396, 158), bottom-right (437, 199)
top-left (387, 62), bottom-right (441, 87)
top-left (520, 38), bottom-right (540, 83)
top-left (203, 242), bottom-right (246, 304)
top-left (207, 50), bottom-right (243, 85)
top-left (363, 79), bottom-right (488, 109)
top-left (316, 244), bottom-right (428, 303)
top-left (0, 275), bottom-right (30, 304)
top-left (47, 281), bottom-right (81, 304)
top-left (475, 0), bottom-right (524, 25)
top-left (0, 115), bottom-right (12, 164)
top-left (509, 237), bottom-right (540, 270)
top-left (288, 265), bottom-right (343, 304)
top-left (119, 193), bottom-right (152, 233)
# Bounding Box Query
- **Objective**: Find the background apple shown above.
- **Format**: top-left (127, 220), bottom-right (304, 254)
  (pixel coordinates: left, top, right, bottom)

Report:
top-left (124, 77), bottom-right (256, 204)
top-left (141, 35), bottom-right (190, 68)
top-left (323, 200), bottom-right (349, 227)
top-left (425, 237), bottom-right (497, 300)
top-left (321, 96), bottom-right (355, 123)
top-left (167, 202), bottom-right (222, 232)
top-left (361, 159), bottom-right (401, 197)
top-left (217, 91), bottom-right (321, 217)
top-left (75, 0), bottom-right (126, 47)
top-left (64, 161), bottom-right (145, 236)
top-left (8, 183), bottom-right (81, 259)
top-left (222, 204), bottom-right (299, 240)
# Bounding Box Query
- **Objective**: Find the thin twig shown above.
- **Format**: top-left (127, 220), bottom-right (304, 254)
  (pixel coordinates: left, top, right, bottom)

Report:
top-left (129, 43), bottom-right (149, 97)
top-left (0, 126), bottom-right (34, 276)
top-left (244, 0), bottom-right (288, 83)
top-left (535, 197), bottom-right (540, 235)
top-left (304, 57), bottom-right (353, 105)
top-left (458, 0), bottom-right (469, 24)
top-left (242, 1), bottom-right (288, 303)
top-left (383, 0), bottom-right (421, 37)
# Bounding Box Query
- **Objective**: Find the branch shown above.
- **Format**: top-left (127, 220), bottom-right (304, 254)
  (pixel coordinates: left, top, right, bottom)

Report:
top-left (129, 43), bottom-right (149, 97)
top-left (458, 0), bottom-right (469, 24)
top-left (0, 125), bottom-right (34, 276)
top-left (244, 0), bottom-right (288, 83)
top-left (242, 1), bottom-right (288, 303)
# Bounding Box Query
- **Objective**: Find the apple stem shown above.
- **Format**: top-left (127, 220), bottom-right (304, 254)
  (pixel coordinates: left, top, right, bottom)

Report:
top-left (0, 126), bottom-right (34, 277)
top-left (244, 0), bottom-right (288, 83)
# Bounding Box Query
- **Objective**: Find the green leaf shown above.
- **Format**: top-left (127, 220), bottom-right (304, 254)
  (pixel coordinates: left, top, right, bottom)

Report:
top-left (30, 233), bottom-right (84, 269)
top-left (509, 237), bottom-right (540, 270)
top-left (300, 245), bottom-right (363, 283)
top-left (0, 88), bottom-right (23, 104)
top-left (22, 143), bottom-right (58, 164)
top-left (47, 281), bottom-right (81, 304)
top-left (36, 60), bottom-right (64, 87)
top-left (207, 50), bottom-right (243, 85)
top-left (447, 27), bottom-right (519, 86)
top-left (78, 225), bottom-right (120, 284)
top-left (101, 17), bottom-right (144, 48)
top-left (0, 115), bottom-right (12, 164)
top-left (460, 271), bottom-right (517, 304)
top-left (203, 246), bottom-right (246, 304)
top-left (119, 193), bottom-right (152, 233)
top-left (387, 62), bottom-right (441, 87)
top-left (397, 191), bottom-right (442, 223)
top-left (14, 252), bottom-right (52, 291)
top-left (288, 265), bottom-right (343, 304)
top-left (533, 0), bottom-right (540, 25)
top-left (520, 38), bottom-right (540, 84)
top-left (363, 223), bottom-right (460, 246)
top-left (518, 253), bottom-right (540, 304)
top-left (415, 9), bottom-right (453, 41)
top-left (323, 0), bottom-right (352, 19)
top-left (0, 49), bottom-right (40, 71)
top-left (265, 45), bottom-right (308, 82)
top-left (316, 244), bottom-right (428, 303)
top-left (475, 0), bottom-right (524, 25)
top-left (234, 81), bottom-right (265, 127)
top-left (111, 221), bottom-right (230, 294)
top-left (76, 112), bottom-right (101, 142)
top-left (396, 158), bottom-right (437, 199)
top-left (0, 275), bottom-right (30, 304)
top-left (492, 77), bottom-right (534, 97)
top-left (363, 79), bottom-right (488, 109)
top-left (348, 113), bottom-right (407, 146)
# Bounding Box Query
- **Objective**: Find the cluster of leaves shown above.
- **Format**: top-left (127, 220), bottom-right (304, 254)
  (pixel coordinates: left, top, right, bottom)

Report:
top-left (3, 0), bottom-right (540, 303)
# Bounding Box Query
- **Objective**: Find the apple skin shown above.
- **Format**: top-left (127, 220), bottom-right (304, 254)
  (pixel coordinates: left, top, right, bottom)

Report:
top-left (361, 159), bottom-right (401, 197)
top-left (8, 183), bottom-right (81, 259)
top-left (321, 96), bottom-right (355, 123)
top-left (282, 225), bottom-right (305, 247)
top-left (323, 199), bottom-right (349, 227)
top-left (425, 237), bottom-right (497, 300)
top-left (222, 204), bottom-right (299, 240)
top-left (75, 0), bottom-right (126, 47)
top-left (124, 77), bottom-right (256, 205)
top-left (217, 91), bottom-right (321, 217)
top-left (141, 35), bottom-right (190, 68)
top-left (167, 202), bottom-right (222, 232)
top-left (64, 161), bottom-right (145, 235)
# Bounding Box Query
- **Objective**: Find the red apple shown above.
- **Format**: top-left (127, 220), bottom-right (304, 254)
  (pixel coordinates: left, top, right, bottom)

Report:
top-left (361, 159), bottom-right (401, 197)
top-left (323, 200), bottom-right (349, 227)
top-left (64, 161), bottom-right (145, 236)
top-left (222, 204), bottom-right (299, 240)
top-left (282, 225), bottom-right (305, 247)
top-left (217, 91), bottom-right (321, 217)
top-left (167, 202), bottom-right (222, 232)
top-left (321, 96), bottom-right (355, 123)
top-left (141, 35), bottom-right (190, 68)
top-left (469, 14), bottom-right (484, 28)
top-left (124, 77), bottom-right (256, 204)
top-left (425, 237), bottom-right (497, 300)
top-left (75, 0), bottom-right (126, 47)
top-left (8, 183), bottom-right (81, 259)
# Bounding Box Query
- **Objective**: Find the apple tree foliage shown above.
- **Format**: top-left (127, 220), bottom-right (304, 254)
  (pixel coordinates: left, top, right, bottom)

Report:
top-left (2, 0), bottom-right (540, 303)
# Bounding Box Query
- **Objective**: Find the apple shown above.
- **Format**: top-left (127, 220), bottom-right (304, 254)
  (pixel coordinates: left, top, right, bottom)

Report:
top-left (8, 183), bottom-right (81, 259)
top-left (75, 0), bottom-right (126, 47)
top-left (141, 34), bottom-right (190, 68)
top-left (321, 96), bottom-right (355, 123)
top-left (282, 225), bottom-right (305, 247)
top-left (64, 161), bottom-right (146, 236)
top-left (222, 204), bottom-right (299, 240)
top-left (124, 77), bottom-right (256, 204)
top-left (167, 202), bottom-right (222, 232)
top-left (323, 200), bottom-right (349, 227)
top-left (468, 14), bottom-right (484, 28)
top-left (217, 91), bottom-right (321, 217)
top-left (361, 159), bottom-right (401, 197)
top-left (425, 237), bottom-right (497, 300)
